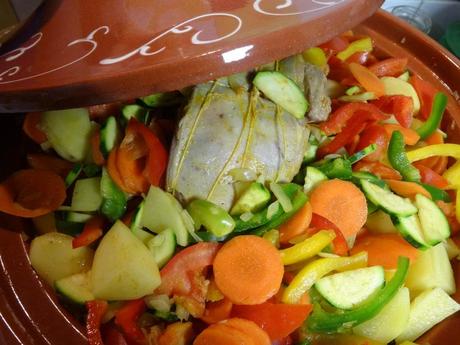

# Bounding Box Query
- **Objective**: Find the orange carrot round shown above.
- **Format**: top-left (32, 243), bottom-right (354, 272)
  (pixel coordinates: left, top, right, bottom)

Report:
top-left (351, 233), bottom-right (419, 269)
top-left (349, 62), bottom-right (385, 97)
top-left (22, 112), bottom-right (47, 144)
top-left (279, 202), bottom-right (312, 244)
top-left (385, 179), bottom-right (432, 199)
top-left (213, 235), bottom-right (283, 305)
top-left (193, 326), bottom-right (248, 345)
top-left (222, 318), bottom-right (271, 345)
top-left (200, 298), bottom-right (233, 324)
top-left (0, 169), bottom-right (66, 218)
top-left (310, 179), bottom-right (367, 238)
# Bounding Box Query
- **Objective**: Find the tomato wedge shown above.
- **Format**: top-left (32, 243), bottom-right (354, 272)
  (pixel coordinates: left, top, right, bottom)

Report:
top-left (156, 242), bottom-right (221, 317)
top-left (354, 124), bottom-right (389, 162)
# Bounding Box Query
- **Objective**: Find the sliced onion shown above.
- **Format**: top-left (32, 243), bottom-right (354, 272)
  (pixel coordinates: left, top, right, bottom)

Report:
top-left (144, 294), bottom-right (171, 312)
top-left (270, 182), bottom-right (292, 213)
top-left (239, 212), bottom-right (254, 222)
top-left (267, 200), bottom-right (280, 219)
top-left (181, 209), bottom-right (202, 242)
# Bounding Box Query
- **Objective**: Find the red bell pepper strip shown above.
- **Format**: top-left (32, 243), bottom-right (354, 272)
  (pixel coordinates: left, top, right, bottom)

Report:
top-left (414, 163), bottom-right (449, 189)
top-left (320, 102), bottom-right (388, 136)
top-left (368, 57), bottom-right (408, 78)
top-left (354, 124), bottom-right (389, 162)
top-left (372, 95), bottom-right (414, 128)
top-left (86, 300), bottom-right (108, 345)
top-left (128, 119), bottom-right (168, 187)
top-left (308, 213), bottom-right (348, 256)
top-left (114, 299), bottom-right (146, 345)
top-left (72, 216), bottom-right (105, 248)
top-left (353, 161), bottom-right (402, 180)
top-left (156, 242), bottom-right (221, 317)
top-left (317, 111), bottom-right (372, 158)
top-left (232, 302), bottom-right (312, 341)
top-left (23, 112), bottom-right (47, 144)
top-left (410, 74), bottom-right (438, 120)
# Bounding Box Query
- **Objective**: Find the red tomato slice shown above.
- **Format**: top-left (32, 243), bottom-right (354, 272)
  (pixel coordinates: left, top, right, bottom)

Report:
top-left (368, 57), bottom-right (408, 77)
top-left (353, 161), bottom-right (402, 180)
top-left (410, 74), bottom-right (438, 120)
top-left (372, 95), bottom-right (414, 128)
top-left (414, 163), bottom-right (449, 189)
top-left (232, 302), bottom-right (312, 341)
top-left (355, 124), bottom-right (389, 162)
top-left (156, 242), bottom-right (221, 317)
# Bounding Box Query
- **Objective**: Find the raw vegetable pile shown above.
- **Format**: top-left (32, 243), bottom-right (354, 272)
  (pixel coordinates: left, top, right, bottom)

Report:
top-left (2, 31), bottom-right (460, 345)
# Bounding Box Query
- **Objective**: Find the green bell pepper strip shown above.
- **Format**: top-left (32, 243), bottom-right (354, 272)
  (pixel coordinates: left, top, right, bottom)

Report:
top-left (416, 92), bottom-right (448, 140)
top-left (388, 131), bottom-right (421, 182)
top-left (306, 256), bottom-right (410, 333)
top-left (279, 230), bottom-right (336, 265)
top-left (282, 251), bottom-right (368, 304)
top-left (418, 183), bottom-right (451, 202)
top-left (317, 157), bottom-right (353, 180)
top-left (187, 199), bottom-right (235, 237)
top-left (348, 144), bottom-right (377, 165)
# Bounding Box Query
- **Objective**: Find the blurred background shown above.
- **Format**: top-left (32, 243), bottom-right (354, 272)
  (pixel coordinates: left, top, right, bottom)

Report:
top-left (0, 0), bottom-right (459, 57)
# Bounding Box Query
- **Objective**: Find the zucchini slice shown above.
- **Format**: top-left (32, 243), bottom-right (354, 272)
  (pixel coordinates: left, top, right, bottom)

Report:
top-left (99, 116), bottom-right (119, 157)
top-left (391, 214), bottom-right (430, 250)
top-left (315, 266), bottom-right (385, 310)
top-left (253, 71), bottom-right (309, 119)
top-left (55, 271), bottom-right (94, 304)
top-left (415, 194), bottom-right (450, 245)
top-left (361, 180), bottom-right (417, 217)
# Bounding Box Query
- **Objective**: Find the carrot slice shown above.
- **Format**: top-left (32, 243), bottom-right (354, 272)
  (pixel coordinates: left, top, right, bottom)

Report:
top-left (382, 124), bottom-right (420, 146)
top-left (200, 298), bottom-right (233, 324)
top-left (418, 131), bottom-right (444, 168)
top-left (309, 179), bottom-right (367, 238)
top-left (385, 179), bottom-right (432, 199)
top-left (223, 318), bottom-right (271, 345)
top-left (279, 202), bottom-right (312, 244)
top-left (213, 235), bottom-right (283, 305)
top-left (0, 169), bottom-right (66, 218)
top-left (22, 112), bottom-right (47, 144)
top-left (27, 153), bottom-right (73, 178)
top-left (350, 233), bottom-right (419, 269)
top-left (90, 130), bottom-right (105, 166)
top-left (193, 323), bottom-right (254, 345)
top-left (349, 62), bottom-right (385, 97)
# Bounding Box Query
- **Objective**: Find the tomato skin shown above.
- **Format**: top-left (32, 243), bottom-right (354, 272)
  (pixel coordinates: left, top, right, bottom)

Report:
top-left (372, 95), bottom-right (414, 128)
top-left (368, 57), bottom-right (408, 77)
top-left (353, 161), bottom-right (402, 180)
top-left (232, 302), bottom-right (312, 341)
top-left (414, 163), bottom-right (449, 188)
top-left (114, 299), bottom-right (146, 345)
top-left (320, 36), bottom-right (349, 53)
top-left (156, 242), bottom-right (221, 317)
top-left (355, 124), bottom-right (389, 162)
top-left (410, 74), bottom-right (438, 120)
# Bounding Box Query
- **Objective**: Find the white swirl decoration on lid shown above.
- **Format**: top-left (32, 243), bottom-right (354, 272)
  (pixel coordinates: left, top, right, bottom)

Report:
top-left (253, 0), bottom-right (346, 16)
top-left (99, 13), bottom-right (242, 65)
top-left (0, 26), bottom-right (109, 84)
top-left (1, 32), bottom-right (43, 62)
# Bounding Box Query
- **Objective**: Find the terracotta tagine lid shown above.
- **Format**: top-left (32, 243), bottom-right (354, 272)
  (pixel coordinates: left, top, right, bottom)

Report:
top-left (0, 0), bottom-right (382, 112)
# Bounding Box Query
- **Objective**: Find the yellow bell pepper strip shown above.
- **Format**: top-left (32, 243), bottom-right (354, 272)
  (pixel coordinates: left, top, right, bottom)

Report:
top-left (443, 161), bottom-right (460, 186)
top-left (407, 144), bottom-right (460, 162)
top-left (388, 131), bottom-right (421, 182)
top-left (282, 251), bottom-right (368, 304)
top-left (416, 93), bottom-right (448, 140)
top-left (302, 47), bottom-right (327, 67)
top-left (279, 230), bottom-right (336, 265)
top-left (336, 37), bottom-right (373, 61)
top-left (306, 256), bottom-right (409, 333)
